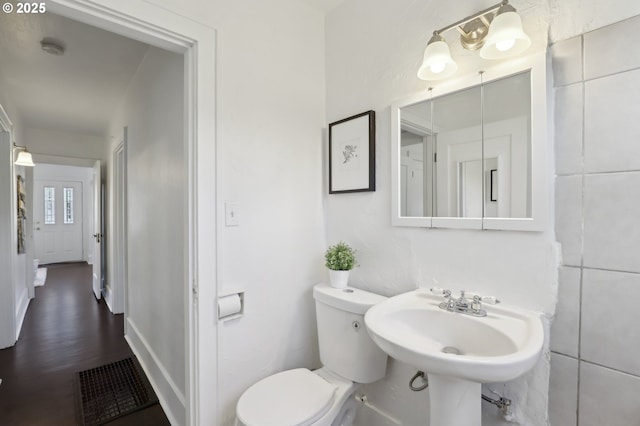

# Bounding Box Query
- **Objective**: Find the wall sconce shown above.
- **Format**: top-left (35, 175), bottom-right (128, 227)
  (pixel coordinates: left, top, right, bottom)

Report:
top-left (13, 143), bottom-right (35, 167)
top-left (417, 0), bottom-right (531, 81)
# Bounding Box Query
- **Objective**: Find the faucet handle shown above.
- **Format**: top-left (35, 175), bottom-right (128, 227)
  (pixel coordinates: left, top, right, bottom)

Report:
top-left (467, 292), bottom-right (500, 305)
top-left (430, 287), bottom-right (452, 297)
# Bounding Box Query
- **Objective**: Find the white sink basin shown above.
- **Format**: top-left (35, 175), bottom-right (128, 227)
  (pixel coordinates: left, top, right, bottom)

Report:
top-left (364, 289), bottom-right (544, 426)
top-left (364, 289), bottom-right (543, 383)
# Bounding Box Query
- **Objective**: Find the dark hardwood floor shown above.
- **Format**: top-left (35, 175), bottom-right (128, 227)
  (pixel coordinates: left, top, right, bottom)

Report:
top-left (0, 262), bottom-right (170, 425)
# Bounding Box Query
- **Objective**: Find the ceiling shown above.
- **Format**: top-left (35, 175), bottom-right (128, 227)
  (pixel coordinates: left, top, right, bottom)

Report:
top-left (0, 12), bottom-right (150, 136)
top-left (299, 0), bottom-right (346, 13)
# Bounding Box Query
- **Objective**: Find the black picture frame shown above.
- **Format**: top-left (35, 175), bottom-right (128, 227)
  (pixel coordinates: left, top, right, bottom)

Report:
top-left (328, 110), bottom-right (375, 194)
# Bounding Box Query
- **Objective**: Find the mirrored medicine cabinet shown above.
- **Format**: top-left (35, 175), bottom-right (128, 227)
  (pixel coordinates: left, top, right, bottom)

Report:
top-left (391, 52), bottom-right (548, 231)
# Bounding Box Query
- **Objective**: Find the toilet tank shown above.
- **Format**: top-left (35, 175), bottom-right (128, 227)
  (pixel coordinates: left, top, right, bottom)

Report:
top-left (313, 284), bottom-right (388, 383)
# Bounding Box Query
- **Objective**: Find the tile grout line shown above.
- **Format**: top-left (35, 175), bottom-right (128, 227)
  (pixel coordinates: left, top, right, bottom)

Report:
top-left (580, 359), bottom-right (640, 379)
top-left (575, 33), bottom-right (586, 426)
top-left (557, 169), bottom-right (640, 177)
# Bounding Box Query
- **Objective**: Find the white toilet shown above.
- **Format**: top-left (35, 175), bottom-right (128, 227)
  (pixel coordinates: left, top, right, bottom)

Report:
top-left (236, 284), bottom-right (388, 426)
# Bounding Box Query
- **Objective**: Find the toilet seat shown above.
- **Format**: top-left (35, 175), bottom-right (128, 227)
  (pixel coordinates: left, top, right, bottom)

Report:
top-left (236, 368), bottom-right (337, 426)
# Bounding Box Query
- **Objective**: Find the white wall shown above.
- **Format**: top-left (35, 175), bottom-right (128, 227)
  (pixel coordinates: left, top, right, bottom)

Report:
top-left (0, 130), bottom-right (18, 349)
top-left (105, 46), bottom-right (186, 424)
top-left (209, 2), bottom-right (327, 424)
top-left (325, 1), bottom-right (557, 425)
top-left (25, 127), bottom-right (104, 161)
top-left (0, 95), bottom-right (30, 349)
top-left (325, 1), bottom-right (640, 425)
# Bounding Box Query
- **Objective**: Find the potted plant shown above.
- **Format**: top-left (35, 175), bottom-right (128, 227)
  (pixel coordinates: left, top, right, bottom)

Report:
top-left (324, 241), bottom-right (356, 288)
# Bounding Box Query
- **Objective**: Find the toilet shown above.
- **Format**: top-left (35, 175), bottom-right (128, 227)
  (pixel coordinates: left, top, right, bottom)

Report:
top-left (236, 284), bottom-right (388, 426)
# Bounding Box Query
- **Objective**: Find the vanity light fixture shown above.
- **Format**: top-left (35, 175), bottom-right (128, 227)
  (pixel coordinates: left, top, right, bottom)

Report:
top-left (13, 143), bottom-right (35, 167)
top-left (417, 0), bottom-right (531, 81)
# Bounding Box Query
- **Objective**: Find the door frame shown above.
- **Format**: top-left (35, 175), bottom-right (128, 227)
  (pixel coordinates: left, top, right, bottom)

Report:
top-left (0, 105), bottom-right (17, 348)
top-left (46, 1), bottom-right (218, 425)
top-left (112, 136), bottom-right (126, 315)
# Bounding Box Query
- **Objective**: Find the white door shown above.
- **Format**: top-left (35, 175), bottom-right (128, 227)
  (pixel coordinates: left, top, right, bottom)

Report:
top-left (92, 161), bottom-right (102, 299)
top-left (34, 180), bottom-right (83, 264)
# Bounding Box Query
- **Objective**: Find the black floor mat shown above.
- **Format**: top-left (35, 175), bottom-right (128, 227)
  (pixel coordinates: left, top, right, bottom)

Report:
top-left (75, 357), bottom-right (159, 426)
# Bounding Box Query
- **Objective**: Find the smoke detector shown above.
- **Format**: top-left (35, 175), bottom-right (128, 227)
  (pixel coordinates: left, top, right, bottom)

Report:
top-left (40, 38), bottom-right (65, 56)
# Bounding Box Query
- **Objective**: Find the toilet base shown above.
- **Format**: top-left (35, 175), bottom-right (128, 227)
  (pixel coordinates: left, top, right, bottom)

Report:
top-left (330, 395), bottom-right (358, 426)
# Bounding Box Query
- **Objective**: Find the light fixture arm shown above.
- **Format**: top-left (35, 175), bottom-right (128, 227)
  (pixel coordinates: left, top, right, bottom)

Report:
top-left (432, 0), bottom-right (508, 36)
top-left (417, 0), bottom-right (529, 81)
top-left (13, 142), bottom-right (27, 152)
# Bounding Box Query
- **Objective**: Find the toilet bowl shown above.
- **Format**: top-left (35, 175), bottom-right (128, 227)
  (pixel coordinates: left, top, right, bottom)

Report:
top-left (235, 284), bottom-right (389, 426)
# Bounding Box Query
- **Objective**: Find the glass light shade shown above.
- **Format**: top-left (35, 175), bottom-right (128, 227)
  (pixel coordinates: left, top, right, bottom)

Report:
top-left (417, 38), bottom-right (458, 81)
top-left (479, 10), bottom-right (531, 60)
top-left (15, 151), bottom-right (35, 167)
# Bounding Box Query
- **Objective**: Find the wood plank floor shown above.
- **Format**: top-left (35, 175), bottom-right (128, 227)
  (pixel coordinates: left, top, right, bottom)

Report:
top-left (0, 262), bottom-right (170, 425)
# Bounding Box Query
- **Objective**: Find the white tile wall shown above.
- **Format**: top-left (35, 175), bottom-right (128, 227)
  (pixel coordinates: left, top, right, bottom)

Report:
top-left (583, 172), bottom-right (640, 273)
top-left (550, 36), bottom-right (583, 87)
top-left (581, 269), bottom-right (640, 376)
top-left (555, 176), bottom-right (583, 267)
top-left (584, 69), bottom-right (640, 173)
top-left (553, 16), bottom-right (640, 426)
top-left (579, 361), bottom-right (640, 426)
top-left (549, 353), bottom-right (578, 426)
top-left (550, 267), bottom-right (580, 357)
top-left (584, 15), bottom-right (640, 81)
top-left (554, 84), bottom-right (583, 175)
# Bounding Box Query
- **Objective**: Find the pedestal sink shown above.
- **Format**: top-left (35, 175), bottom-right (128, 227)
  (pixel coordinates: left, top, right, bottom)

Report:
top-left (364, 289), bottom-right (543, 426)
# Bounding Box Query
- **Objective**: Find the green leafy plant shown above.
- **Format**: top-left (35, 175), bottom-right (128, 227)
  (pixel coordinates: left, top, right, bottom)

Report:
top-left (324, 241), bottom-right (356, 271)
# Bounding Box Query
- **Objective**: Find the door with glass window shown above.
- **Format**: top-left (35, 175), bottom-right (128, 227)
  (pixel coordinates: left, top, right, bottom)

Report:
top-left (34, 180), bottom-right (83, 264)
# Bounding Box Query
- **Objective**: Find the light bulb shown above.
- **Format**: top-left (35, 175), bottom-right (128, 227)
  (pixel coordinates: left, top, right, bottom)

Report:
top-left (495, 38), bottom-right (515, 52)
top-left (429, 62), bottom-right (446, 74)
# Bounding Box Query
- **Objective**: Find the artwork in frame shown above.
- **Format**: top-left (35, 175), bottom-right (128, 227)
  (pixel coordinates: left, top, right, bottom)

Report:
top-left (328, 110), bottom-right (375, 194)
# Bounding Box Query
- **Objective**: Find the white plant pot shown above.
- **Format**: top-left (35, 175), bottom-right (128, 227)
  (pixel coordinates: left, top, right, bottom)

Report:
top-left (329, 270), bottom-right (350, 289)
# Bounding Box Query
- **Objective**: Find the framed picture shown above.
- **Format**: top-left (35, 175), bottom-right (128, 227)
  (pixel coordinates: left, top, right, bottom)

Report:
top-left (328, 110), bottom-right (375, 194)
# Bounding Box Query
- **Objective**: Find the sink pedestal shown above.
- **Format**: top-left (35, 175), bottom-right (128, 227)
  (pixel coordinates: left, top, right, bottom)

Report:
top-left (428, 374), bottom-right (481, 426)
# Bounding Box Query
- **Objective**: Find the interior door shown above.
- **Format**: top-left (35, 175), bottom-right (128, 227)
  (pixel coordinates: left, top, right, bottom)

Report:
top-left (33, 180), bottom-right (83, 264)
top-left (92, 161), bottom-right (102, 299)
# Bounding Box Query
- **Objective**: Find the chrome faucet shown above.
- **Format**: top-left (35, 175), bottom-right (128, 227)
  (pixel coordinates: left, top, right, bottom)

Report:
top-left (430, 288), bottom-right (499, 317)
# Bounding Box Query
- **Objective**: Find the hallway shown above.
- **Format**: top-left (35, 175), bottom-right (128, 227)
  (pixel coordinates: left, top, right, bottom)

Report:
top-left (0, 262), bottom-right (169, 425)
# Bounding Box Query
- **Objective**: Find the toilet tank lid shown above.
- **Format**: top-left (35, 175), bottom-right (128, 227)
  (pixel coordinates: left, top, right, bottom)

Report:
top-left (313, 284), bottom-right (387, 315)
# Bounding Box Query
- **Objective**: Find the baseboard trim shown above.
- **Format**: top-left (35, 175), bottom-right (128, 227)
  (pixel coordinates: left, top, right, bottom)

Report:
top-left (125, 317), bottom-right (185, 425)
top-left (102, 283), bottom-right (114, 313)
top-left (15, 288), bottom-right (30, 341)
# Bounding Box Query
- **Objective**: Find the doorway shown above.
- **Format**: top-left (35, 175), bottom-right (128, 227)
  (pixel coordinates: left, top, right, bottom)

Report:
top-left (32, 164), bottom-right (93, 265)
top-left (33, 179), bottom-right (83, 264)
top-left (12, 1), bottom-right (216, 423)
top-left (45, 2), bottom-right (218, 424)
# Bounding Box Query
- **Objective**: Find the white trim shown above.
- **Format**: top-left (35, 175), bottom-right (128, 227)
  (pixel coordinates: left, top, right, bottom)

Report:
top-left (391, 51), bottom-right (548, 231)
top-left (45, 1), bottom-right (218, 424)
top-left (126, 318), bottom-right (185, 425)
top-left (102, 283), bottom-right (114, 312)
top-left (0, 104), bottom-right (17, 349)
top-left (15, 287), bottom-right (30, 340)
top-left (110, 138), bottom-right (126, 315)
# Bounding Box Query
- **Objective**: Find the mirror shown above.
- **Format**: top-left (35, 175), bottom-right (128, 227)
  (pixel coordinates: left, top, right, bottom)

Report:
top-left (392, 53), bottom-right (547, 231)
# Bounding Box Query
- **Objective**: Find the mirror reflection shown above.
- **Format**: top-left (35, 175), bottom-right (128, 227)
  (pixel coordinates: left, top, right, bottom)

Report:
top-left (399, 71), bottom-right (531, 219)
